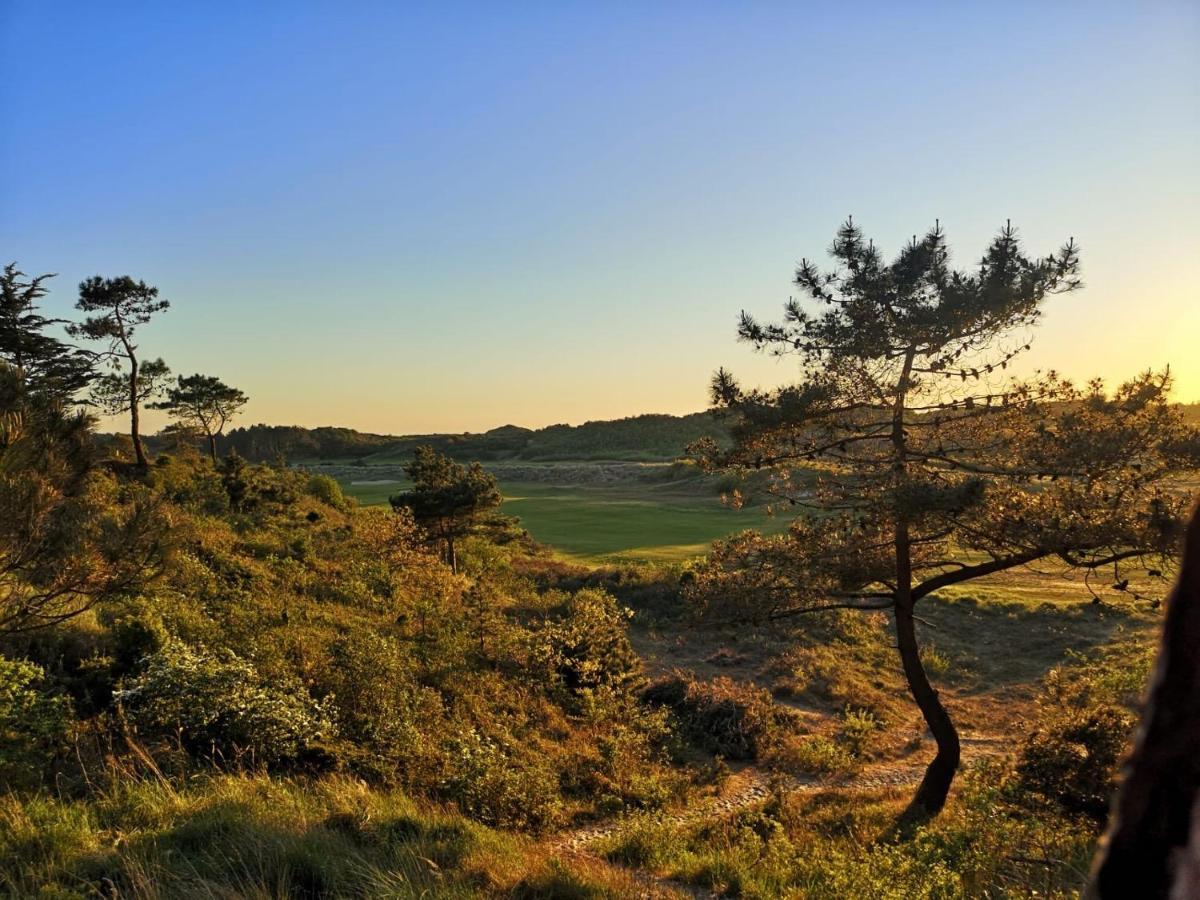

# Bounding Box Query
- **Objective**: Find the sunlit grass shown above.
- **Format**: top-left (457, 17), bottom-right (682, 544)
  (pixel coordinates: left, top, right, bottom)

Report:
top-left (341, 477), bottom-right (789, 563)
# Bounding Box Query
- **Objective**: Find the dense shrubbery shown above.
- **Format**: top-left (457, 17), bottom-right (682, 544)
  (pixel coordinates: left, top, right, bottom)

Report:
top-left (1, 436), bottom-right (676, 866)
top-left (643, 671), bottom-right (790, 761)
top-left (0, 657), bottom-right (71, 788)
top-left (118, 640), bottom-right (335, 766)
top-left (1013, 644), bottom-right (1151, 823)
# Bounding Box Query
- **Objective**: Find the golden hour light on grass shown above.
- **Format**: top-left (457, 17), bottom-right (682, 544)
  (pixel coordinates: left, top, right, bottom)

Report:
top-left (2, 2), bottom-right (1199, 897)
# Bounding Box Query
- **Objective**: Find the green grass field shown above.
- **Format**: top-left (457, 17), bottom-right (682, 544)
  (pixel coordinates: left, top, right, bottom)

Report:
top-left (341, 477), bottom-right (787, 563)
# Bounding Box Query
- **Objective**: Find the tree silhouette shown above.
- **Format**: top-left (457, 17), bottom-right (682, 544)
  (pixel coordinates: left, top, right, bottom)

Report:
top-left (151, 373), bottom-right (248, 461)
top-left (691, 219), bottom-right (1199, 821)
top-left (389, 446), bottom-right (501, 574)
top-left (69, 276), bottom-right (170, 467)
top-left (0, 264), bottom-right (94, 400)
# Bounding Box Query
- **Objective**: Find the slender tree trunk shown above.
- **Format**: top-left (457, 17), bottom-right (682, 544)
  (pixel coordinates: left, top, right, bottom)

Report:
top-left (896, 599), bottom-right (961, 820)
top-left (889, 343), bottom-right (959, 821)
top-left (129, 354), bottom-right (147, 468)
top-left (208, 432), bottom-right (217, 462)
top-left (447, 536), bottom-right (457, 575)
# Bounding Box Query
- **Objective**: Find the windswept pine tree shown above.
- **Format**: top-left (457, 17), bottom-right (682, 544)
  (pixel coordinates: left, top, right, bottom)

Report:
top-left (152, 373), bottom-right (248, 461)
top-left (691, 219), bottom-right (1200, 820)
top-left (70, 276), bottom-right (170, 468)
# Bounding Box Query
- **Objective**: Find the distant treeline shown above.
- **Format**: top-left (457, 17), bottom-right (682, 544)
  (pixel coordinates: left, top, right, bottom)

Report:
top-left (144, 412), bottom-right (731, 463)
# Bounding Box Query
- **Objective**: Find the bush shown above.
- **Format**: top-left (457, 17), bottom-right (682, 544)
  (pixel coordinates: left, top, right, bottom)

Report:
top-left (1015, 703), bottom-right (1135, 822)
top-left (320, 634), bottom-right (447, 784)
top-left (442, 728), bottom-right (563, 832)
top-left (118, 640), bottom-right (334, 767)
top-left (0, 657), bottom-right (71, 788)
top-left (531, 589), bottom-right (641, 709)
top-left (642, 672), bottom-right (787, 761)
top-left (778, 734), bottom-right (854, 775)
top-left (839, 707), bottom-right (879, 758)
top-left (306, 473), bottom-right (349, 510)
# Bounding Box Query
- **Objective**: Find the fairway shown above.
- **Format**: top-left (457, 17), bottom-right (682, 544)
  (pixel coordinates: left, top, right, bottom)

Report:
top-left (341, 477), bottom-right (785, 563)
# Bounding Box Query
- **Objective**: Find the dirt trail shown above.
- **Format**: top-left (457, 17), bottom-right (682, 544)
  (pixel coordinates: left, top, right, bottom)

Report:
top-left (548, 732), bottom-right (1009, 898)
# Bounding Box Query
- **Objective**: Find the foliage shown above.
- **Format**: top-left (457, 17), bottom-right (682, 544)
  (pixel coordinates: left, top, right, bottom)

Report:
top-left (150, 372), bottom-right (248, 460)
top-left (442, 728), bottom-right (564, 832)
top-left (0, 367), bottom-right (163, 633)
top-left (1016, 704), bottom-right (1134, 822)
top-left (390, 445), bottom-right (502, 572)
top-left (306, 471), bottom-right (350, 510)
top-left (0, 656), bottom-right (71, 787)
top-left (531, 588), bottom-right (642, 709)
top-left (118, 640), bottom-right (334, 766)
top-left (642, 671), bottom-right (788, 761)
top-left (0, 264), bottom-right (94, 399)
top-left (691, 218), bottom-right (1199, 817)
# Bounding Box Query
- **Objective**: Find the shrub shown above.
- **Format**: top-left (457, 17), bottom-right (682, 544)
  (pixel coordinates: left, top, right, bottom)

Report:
top-left (320, 634), bottom-right (447, 784)
top-left (779, 734), bottom-right (854, 775)
top-left (117, 641), bottom-right (334, 767)
top-left (0, 657), bottom-right (71, 788)
top-left (306, 473), bottom-right (349, 511)
top-left (642, 672), bottom-right (787, 761)
top-left (531, 589), bottom-right (641, 709)
top-left (442, 728), bottom-right (563, 832)
top-left (839, 707), bottom-right (879, 758)
top-left (1015, 703), bottom-right (1135, 822)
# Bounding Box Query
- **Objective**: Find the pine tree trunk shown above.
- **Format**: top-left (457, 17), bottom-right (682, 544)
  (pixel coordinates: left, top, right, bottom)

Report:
top-left (129, 355), bottom-right (147, 468)
top-left (447, 536), bottom-right (457, 575)
top-left (888, 345), bottom-right (958, 820)
top-left (208, 432), bottom-right (218, 462)
top-left (896, 600), bottom-right (961, 820)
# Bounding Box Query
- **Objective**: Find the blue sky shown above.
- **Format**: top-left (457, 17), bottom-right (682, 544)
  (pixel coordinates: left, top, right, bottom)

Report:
top-left (2, 2), bottom-right (1197, 432)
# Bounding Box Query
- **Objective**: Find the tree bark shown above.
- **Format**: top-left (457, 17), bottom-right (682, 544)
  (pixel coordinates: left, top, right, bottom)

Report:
top-left (129, 354), bottom-right (147, 468)
top-left (890, 343), bottom-right (960, 821)
top-left (208, 432), bottom-right (217, 462)
top-left (896, 600), bottom-right (961, 820)
top-left (1086, 502), bottom-right (1200, 898)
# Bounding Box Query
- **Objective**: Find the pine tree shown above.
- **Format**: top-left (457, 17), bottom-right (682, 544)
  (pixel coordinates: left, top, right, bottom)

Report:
top-left (151, 373), bottom-right (248, 461)
top-left (0, 264), bottom-right (94, 400)
top-left (389, 446), bottom-right (501, 574)
top-left (692, 219), bottom-right (1200, 820)
top-left (70, 276), bottom-right (170, 467)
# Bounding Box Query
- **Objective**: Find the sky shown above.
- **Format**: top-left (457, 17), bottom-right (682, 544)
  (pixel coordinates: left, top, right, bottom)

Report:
top-left (2, 2), bottom-right (1197, 434)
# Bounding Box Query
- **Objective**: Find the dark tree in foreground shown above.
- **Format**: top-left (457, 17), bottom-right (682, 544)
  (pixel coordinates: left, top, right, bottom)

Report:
top-left (691, 219), bottom-right (1199, 820)
top-left (70, 276), bottom-right (170, 467)
top-left (390, 446), bottom-right (501, 574)
top-left (0, 264), bottom-right (94, 399)
top-left (0, 364), bottom-right (163, 633)
top-left (1087, 500), bottom-right (1200, 898)
top-left (151, 373), bottom-right (248, 461)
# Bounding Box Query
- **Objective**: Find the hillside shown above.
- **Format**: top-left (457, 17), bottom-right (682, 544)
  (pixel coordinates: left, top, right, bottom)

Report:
top-left (207, 411), bottom-right (729, 463)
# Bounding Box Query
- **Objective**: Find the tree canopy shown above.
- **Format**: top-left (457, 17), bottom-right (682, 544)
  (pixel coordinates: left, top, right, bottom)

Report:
top-left (70, 276), bottom-right (170, 467)
top-left (0, 264), bottom-right (94, 400)
top-left (151, 373), bottom-right (248, 461)
top-left (389, 445), bottom-right (502, 574)
top-left (691, 219), bottom-right (1200, 820)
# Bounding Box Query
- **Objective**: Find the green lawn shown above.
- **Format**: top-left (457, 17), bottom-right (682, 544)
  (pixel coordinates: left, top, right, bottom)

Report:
top-left (340, 477), bottom-right (786, 563)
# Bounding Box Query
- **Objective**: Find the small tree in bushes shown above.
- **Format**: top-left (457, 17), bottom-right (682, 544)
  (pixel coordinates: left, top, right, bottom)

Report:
top-left (390, 446), bottom-right (500, 574)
